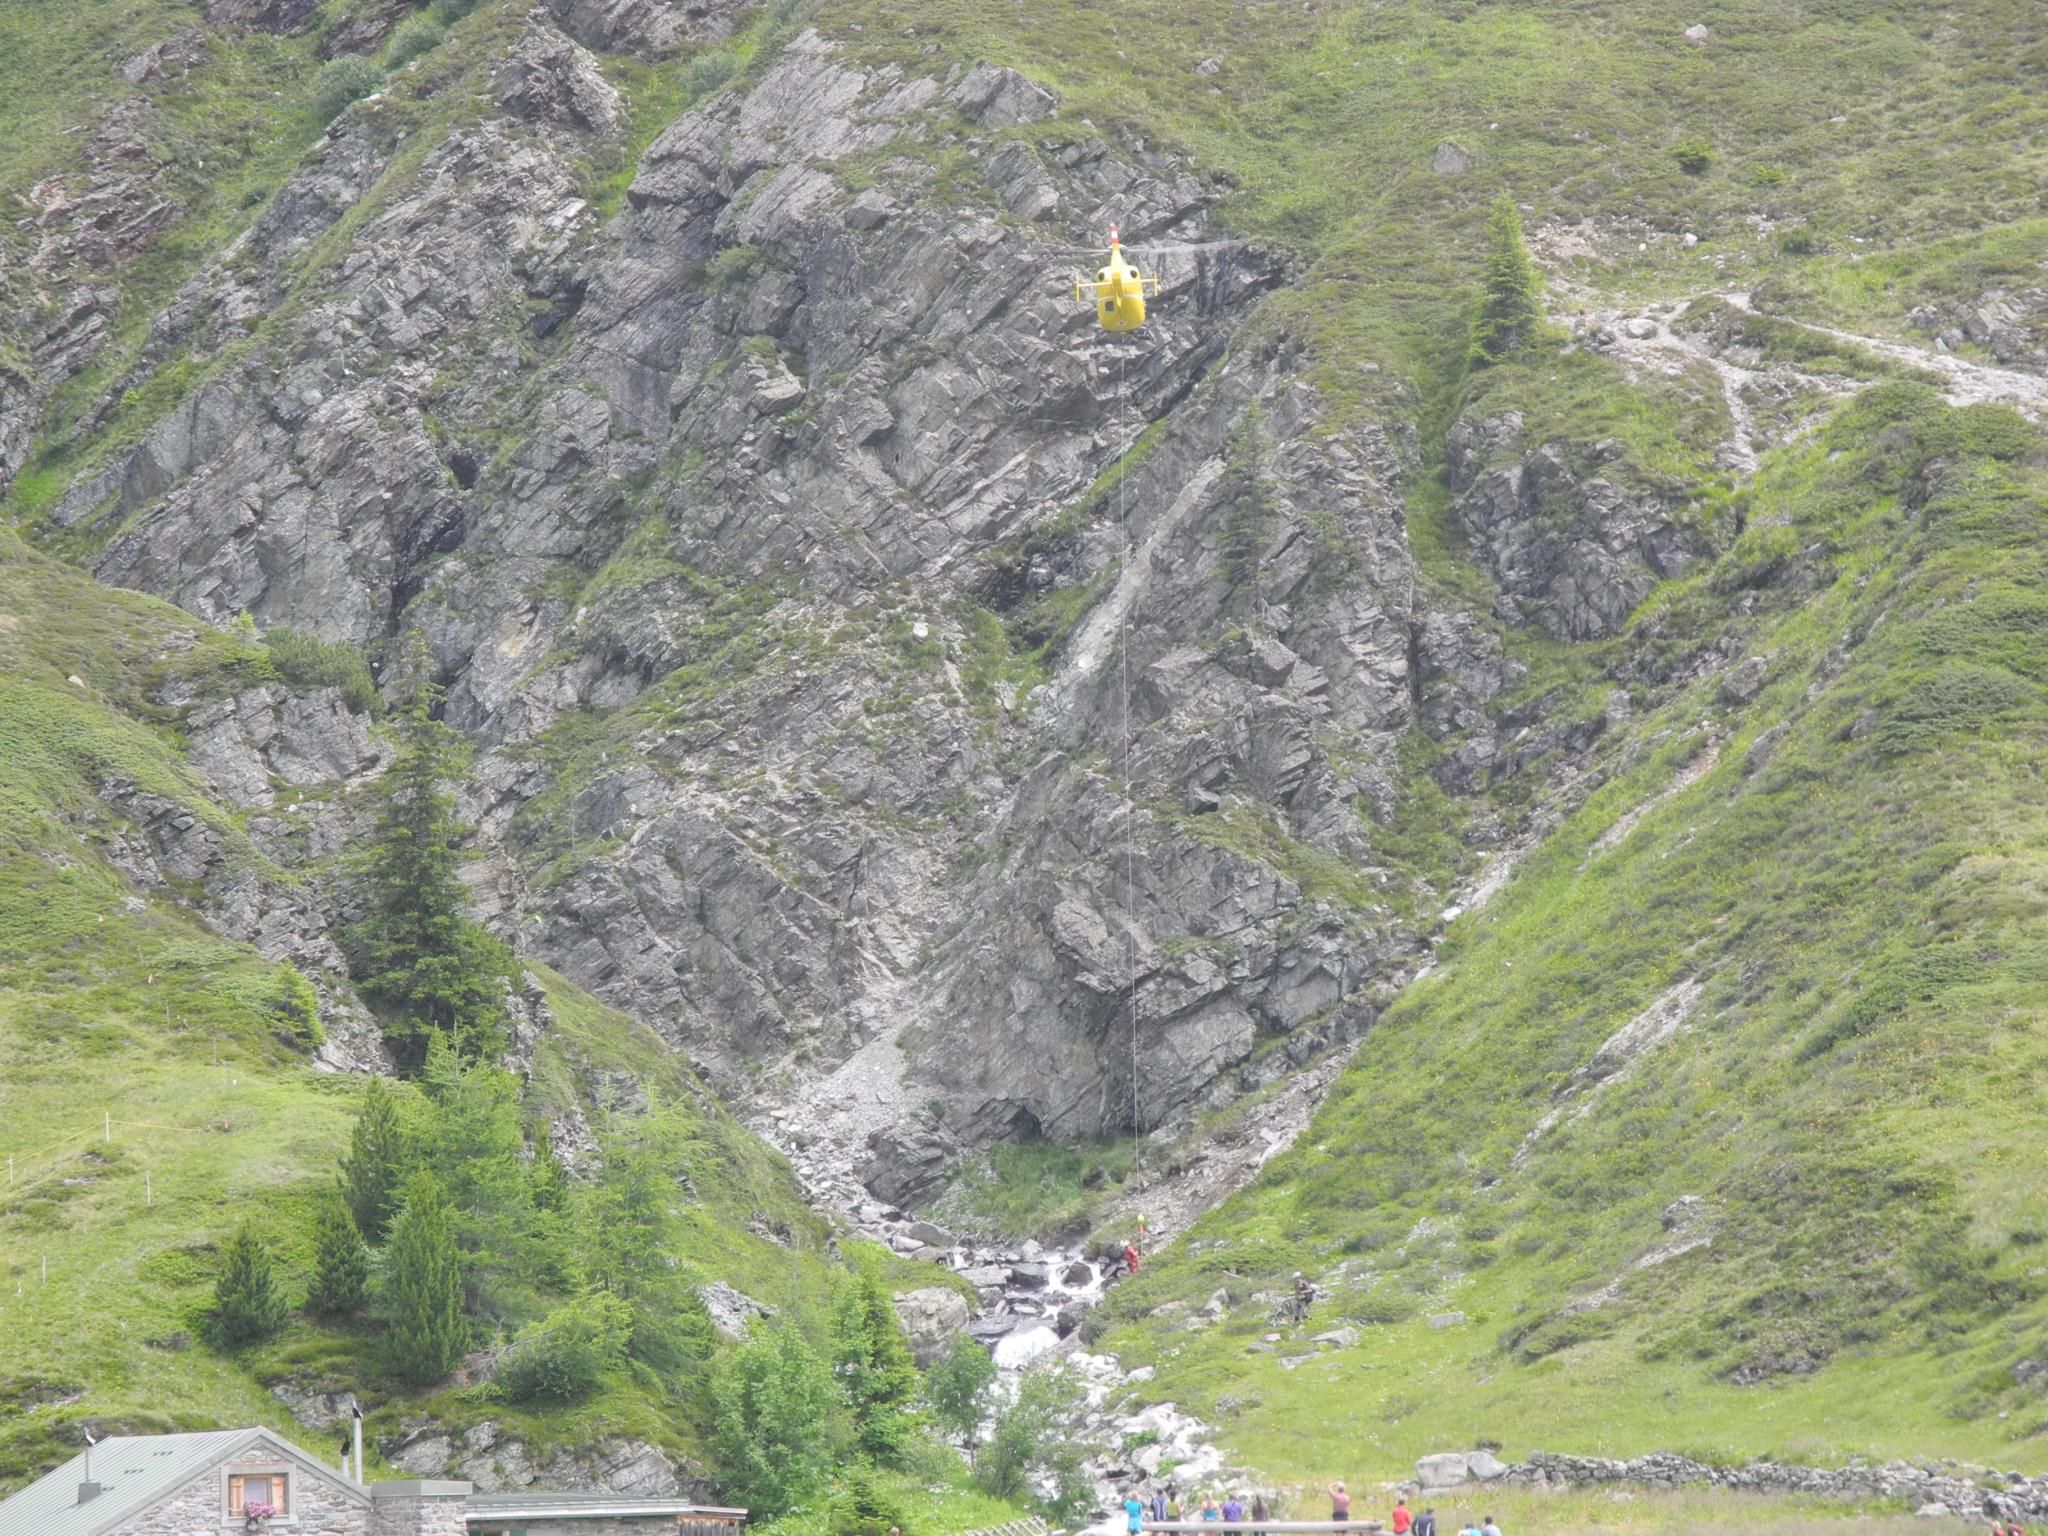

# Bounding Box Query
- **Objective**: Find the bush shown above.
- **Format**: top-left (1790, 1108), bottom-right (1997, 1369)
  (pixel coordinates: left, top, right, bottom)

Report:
top-left (214, 1223), bottom-right (290, 1347)
top-left (311, 54), bottom-right (385, 124)
top-left (264, 626), bottom-right (377, 714)
top-left (385, 13), bottom-right (447, 68)
top-left (501, 1292), bottom-right (633, 1402)
top-left (684, 46), bottom-right (739, 99)
top-left (427, 0), bottom-right (484, 20)
top-left (1673, 135), bottom-right (1714, 174)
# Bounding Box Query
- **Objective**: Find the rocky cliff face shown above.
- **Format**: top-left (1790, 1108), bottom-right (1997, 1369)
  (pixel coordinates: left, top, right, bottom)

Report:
top-left (7, 6), bottom-right (1715, 1202)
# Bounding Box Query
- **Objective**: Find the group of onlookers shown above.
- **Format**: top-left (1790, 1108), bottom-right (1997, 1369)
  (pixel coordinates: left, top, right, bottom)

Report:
top-left (1125, 1482), bottom-right (1501, 1536)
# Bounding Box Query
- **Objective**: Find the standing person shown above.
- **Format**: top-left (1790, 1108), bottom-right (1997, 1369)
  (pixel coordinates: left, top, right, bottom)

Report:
top-left (1392, 1498), bottom-right (1412, 1535)
top-left (1223, 1493), bottom-right (1246, 1524)
top-left (1481, 1516), bottom-right (1502, 1536)
top-left (1124, 1238), bottom-right (1143, 1276)
top-left (1151, 1487), bottom-right (1171, 1524)
top-left (1414, 1509), bottom-right (1438, 1536)
top-left (1251, 1492), bottom-right (1271, 1536)
top-left (1169, 1489), bottom-right (1183, 1522)
top-left (1329, 1481), bottom-right (1351, 1523)
top-left (1125, 1493), bottom-right (1147, 1536)
top-left (1200, 1493), bottom-right (1223, 1522)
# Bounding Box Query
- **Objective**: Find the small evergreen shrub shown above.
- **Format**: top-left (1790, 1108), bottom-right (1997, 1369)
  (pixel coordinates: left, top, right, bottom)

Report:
top-left (1673, 135), bottom-right (1714, 174)
top-left (385, 14), bottom-right (447, 68)
top-left (214, 1223), bottom-right (290, 1347)
top-left (312, 54), bottom-right (385, 124)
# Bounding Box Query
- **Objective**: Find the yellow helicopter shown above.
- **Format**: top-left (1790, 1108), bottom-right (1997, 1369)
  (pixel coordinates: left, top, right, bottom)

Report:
top-left (1074, 223), bottom-right (1160, 333)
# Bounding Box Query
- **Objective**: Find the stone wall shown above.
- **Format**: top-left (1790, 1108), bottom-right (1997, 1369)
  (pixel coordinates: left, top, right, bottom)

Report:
top-left (512, 1519), bottom-right (695, 1536)
top-left (1494, 1451), bottom-right (2048, 1522)
top-left (111, 1454), bottom-right (367, 1536)
top-left (367, 1482), bottom-right (471, 1536)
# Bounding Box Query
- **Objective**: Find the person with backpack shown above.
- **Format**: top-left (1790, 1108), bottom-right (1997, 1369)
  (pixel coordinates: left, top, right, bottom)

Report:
top-left (1392, 1498), bottom-right (1412, 1535)
top-left (1413, 1508), bottom-right (1438, 1536)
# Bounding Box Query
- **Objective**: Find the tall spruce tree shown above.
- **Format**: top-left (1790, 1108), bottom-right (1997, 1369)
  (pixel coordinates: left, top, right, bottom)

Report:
top-left (1468, 195), bottom-right (1543, 367)
top-left (833, 1264), bottom-right (922, 1464)
top-left (214, 1221), bottom-right (289, 1347)
top-left (339, 1076), bottom-right (410, 1242)
top-left (384, 1171), bottom-right (467, 1386)
top-left (343, 653), bottom-right (513, 1071)
top-left (306, 1193), bottom-right (370, 1315)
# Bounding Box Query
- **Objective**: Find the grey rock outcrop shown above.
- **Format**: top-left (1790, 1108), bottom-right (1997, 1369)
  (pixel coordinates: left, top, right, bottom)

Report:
top-left (15, 12), bottom-right (1647, 1193)
top-left (1447, 411), bottom-right (1710, 640)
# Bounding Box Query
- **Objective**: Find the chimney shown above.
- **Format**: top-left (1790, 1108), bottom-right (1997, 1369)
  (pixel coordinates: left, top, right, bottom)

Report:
top-left (77, 1482), bottom-right (104, 1505)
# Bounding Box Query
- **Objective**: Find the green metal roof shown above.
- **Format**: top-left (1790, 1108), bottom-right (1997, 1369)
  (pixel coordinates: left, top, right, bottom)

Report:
top-left (0, 1427), bottom-right (364, 1536)
top-left (462, 1491), bottom-right (746, 1522)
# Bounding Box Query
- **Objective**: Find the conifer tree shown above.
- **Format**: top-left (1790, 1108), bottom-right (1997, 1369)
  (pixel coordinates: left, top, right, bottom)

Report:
top-left (528, 1137), bottom-right (571, 1213)
top-left (833, 1263), bottom-right (922, 1464)
top-left (1468, 195), bottom-right (1544, 367)
top-left (384, 1171), bottom-right (467, 1386)
top-left (215, 1221), bottom-right (290, 1347)
top-left (343, 651), bottom-right (513, 1071)
top-left (339, 1076), bottom-right (410, 1243)
top-left (306, 1193), bottom-right (370, 1315)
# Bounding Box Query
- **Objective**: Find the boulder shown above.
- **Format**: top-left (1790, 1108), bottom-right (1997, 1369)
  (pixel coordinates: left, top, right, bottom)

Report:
top-left (892, 1286), bottom-right (972, 1365)
top-left (948, 60), bottom-right (1057, 127)
top-left (1469, 1450), bottom-right (1508, 1482)
top-left (697, 1280), bottom-right (775, 1339)
top-left (862, 1121), bottom-right (959, 1208)
top-left (1432, 142), bottom-right (1472, 174)
top-left (1417, 1452), bottom-right (1476, 1490)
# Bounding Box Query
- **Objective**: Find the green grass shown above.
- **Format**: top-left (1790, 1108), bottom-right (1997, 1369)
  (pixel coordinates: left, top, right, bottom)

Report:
top-left (1095, 385), bottom-right (2048, 1472)
top-left (930, 1136), bottom-right (1138, 1244)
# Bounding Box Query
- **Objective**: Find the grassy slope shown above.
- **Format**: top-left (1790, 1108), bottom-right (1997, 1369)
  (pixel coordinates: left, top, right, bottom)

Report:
top-left (0, 530), bottom-right (851, 1489)
top-left (1095, 388), bottom-right (2048, 1473)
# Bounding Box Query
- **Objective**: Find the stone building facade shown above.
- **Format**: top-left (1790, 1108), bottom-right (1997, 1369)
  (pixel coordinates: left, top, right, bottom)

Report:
top-left (0, 1428), bottom-right (735, 1536)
